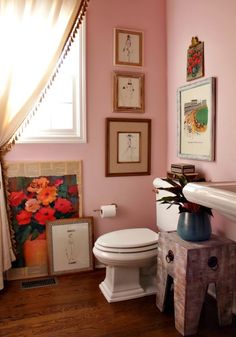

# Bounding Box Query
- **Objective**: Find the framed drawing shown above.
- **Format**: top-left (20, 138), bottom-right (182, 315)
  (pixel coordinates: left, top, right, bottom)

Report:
top-left (106, 118), bottom-right (151, 176)
top-left (177, 77), bottom-right (216, 161)
top-left (113, 71), bottom-right (145, 113)
top-left (47, 217), bottom-right (94, 275)
top-left (114, 28), bottom-right (143, 66)
top-left (187, 36), bottom-right (204, 81)
top-left (6, 161), bottom-right (82, 280)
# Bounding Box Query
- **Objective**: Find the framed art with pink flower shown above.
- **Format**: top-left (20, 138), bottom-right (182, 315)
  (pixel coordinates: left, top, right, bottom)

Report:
top-left (6, 161), bottom-right (82, 280)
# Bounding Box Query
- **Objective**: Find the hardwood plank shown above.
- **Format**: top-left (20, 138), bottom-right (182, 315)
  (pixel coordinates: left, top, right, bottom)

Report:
top-left (0, 269), bottom-right (235, 337)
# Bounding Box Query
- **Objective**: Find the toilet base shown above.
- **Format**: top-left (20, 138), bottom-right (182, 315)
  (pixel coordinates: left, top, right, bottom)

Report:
top-left (99, 264), bottom-right (157, 303)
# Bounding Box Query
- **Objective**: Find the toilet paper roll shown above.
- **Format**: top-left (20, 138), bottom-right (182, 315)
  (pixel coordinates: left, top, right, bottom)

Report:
top-left (100, 204), bottom-right (117, 218)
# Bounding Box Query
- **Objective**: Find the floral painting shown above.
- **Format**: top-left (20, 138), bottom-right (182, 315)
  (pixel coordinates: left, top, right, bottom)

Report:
top-left (8, 174), bottom-right (80, 269)
top-left (186, 36), bottom-right (204, 81)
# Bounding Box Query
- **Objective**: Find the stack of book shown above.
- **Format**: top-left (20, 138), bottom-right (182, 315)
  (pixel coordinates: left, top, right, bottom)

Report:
top-left (170, 163), bottom-right (195, 174)
top-left (167, 163), bottom-right (198, 179)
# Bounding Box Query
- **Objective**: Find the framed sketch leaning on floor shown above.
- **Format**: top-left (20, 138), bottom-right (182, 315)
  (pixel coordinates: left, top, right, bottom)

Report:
top-left (47, 217), bottom-right (94, 275)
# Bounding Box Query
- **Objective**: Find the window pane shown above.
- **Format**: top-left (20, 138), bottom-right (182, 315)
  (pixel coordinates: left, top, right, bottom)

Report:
top-left (51, 103), bottom-right (73, 129)
top-left (19, 20), bottom-right (86, 143)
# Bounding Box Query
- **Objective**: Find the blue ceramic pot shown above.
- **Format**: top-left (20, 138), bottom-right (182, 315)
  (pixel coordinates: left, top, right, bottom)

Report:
top-left (177, 212), bottom-right (212, 242)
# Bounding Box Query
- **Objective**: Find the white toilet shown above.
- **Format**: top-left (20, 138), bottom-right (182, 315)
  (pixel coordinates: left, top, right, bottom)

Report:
top-left (93, 177), bottom-right (179, 302)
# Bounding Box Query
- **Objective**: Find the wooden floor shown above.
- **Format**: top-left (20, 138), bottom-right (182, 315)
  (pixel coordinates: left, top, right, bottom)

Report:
top-left (0, 269), bottom-right (235, 337)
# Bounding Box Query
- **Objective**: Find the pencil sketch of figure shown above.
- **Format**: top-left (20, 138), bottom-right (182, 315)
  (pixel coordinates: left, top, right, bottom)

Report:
top-left (65, 231), bottom-right (77, 264)
top-left (122, 34), bottom-right (133, 62)
top-left (119, 78), bottom-right (138, 107)
top-left (119, 133), bottom-right (140, 163)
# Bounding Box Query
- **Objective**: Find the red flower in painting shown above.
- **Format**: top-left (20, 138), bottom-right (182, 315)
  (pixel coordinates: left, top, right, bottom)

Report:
top-left (54, 197), bottom-right (73, 214)
top-left (54, 178), bottom-right (64, 187)
top-left (16, 210), bottom-right (32, 225)
top-left (8, 191), bottom-right (27, 207)
top-left (34, 207), bottom-right (56, 225)
top-left (187, 47), bottom-right (202, 78)
top-left (68, 185), bottom-right (78, 196)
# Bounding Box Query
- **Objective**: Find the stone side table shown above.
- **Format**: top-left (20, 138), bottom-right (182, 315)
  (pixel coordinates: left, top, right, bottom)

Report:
top-left (156, 231), bottom-right (236, 336)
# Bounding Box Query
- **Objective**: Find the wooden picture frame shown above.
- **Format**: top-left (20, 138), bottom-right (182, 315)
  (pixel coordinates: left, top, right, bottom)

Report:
top-left (113, 71), bottom-right (145, 113)
top-left (114, 28), bottom-right (143, 66)
top-left (177, 77), bottom-right (216, 161)
top-left (47, 217), bottom-right (94, 276)
top-left (106, 118), bottom-right (151, 176)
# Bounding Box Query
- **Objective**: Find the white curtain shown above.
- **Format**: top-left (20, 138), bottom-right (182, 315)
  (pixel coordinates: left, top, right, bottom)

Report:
top-left (0, 0), bottom-right (89, 289)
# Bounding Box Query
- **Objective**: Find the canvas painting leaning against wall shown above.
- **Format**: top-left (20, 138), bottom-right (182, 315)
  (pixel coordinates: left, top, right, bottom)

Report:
top-left (6, 161), bottom-right (82, 280)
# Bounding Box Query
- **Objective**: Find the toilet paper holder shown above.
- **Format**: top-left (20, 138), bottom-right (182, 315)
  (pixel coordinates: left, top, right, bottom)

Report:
top-left (93, 203), bottom-right (118, 213)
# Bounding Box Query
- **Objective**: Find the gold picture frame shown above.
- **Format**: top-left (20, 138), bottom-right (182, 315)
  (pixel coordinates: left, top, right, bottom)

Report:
top-left (113, 71), bottom-right (145, 113)
top-left (114, 28), bottom-right (143, 66)
top-left (47, 217), bottom-right (94, 276)
top-left (177, 77), bottom-right (216, 161)
top-left (106, 118), bottom-right (151, 176)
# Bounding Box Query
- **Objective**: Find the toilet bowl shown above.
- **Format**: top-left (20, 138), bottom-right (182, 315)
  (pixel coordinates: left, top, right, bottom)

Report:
top-left (93, 228), bottom-right (159, 302)
top-left (93, 177), bottom-right (179, 303)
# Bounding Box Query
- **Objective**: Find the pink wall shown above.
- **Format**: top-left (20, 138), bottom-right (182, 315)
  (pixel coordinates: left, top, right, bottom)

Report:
top-left (6, 0), bottom-right (167, 239)
top-left (166, 0), bottom-right (236, 240)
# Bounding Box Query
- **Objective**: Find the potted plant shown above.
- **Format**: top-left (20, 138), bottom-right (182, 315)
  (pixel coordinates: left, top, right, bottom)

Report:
top-left (156, 175), bottom-right (212, 241)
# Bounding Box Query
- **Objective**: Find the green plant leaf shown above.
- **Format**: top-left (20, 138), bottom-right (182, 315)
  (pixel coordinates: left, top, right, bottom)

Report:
top-left (18, 226), bottom-right (32, 245)
top-left (31, 229), bottom-right (40, 240)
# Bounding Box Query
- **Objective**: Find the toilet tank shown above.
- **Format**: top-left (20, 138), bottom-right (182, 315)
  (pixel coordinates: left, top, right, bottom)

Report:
top-left (153, 177), bottom-right (179, 232)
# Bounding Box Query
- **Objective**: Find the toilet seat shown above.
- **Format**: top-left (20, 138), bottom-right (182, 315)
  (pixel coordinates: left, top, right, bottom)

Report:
top-left (95, 228), bottom-right (159, 253)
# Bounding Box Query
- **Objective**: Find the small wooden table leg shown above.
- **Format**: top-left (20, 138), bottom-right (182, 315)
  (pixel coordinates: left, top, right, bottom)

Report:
top-left (174, 278), bottom-right (207, 336)
top-left (215, 280), bottom-right (234, 326)
top-left (156, 266), bottom-right (168, 312)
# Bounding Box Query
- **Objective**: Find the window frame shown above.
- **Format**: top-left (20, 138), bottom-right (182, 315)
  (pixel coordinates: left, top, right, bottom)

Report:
top-left (18, 21), bottom-right (87, 144)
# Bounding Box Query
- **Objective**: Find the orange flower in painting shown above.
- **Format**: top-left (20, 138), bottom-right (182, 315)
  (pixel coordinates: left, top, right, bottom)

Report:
top-left (55, 197), bottom-right (73, 214)
top-left (8, 191), bottom-right (27, 207)
top-left (16, 210), bottom-right (32, 225)
top-left (34, 207), bottom-right (56, 225)
top-left (27, 177), bottom-right (50, 193)
top-left (25, 198), bottom-right (41, 213)
top-left (37, 186), bottom-right (57, 206)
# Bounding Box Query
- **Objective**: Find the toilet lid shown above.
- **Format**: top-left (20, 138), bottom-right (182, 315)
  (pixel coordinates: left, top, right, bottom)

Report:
top-left (95, 228), bottom-right (159, 253)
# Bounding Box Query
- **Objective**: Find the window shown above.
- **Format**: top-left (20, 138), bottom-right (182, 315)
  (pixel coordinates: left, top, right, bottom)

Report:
top-left (20, 21), bottom-right (86, 143)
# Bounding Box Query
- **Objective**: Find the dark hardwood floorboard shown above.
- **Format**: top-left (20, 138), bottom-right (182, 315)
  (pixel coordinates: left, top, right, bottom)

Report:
top-left (0, 269), bottom-right (235, 337)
